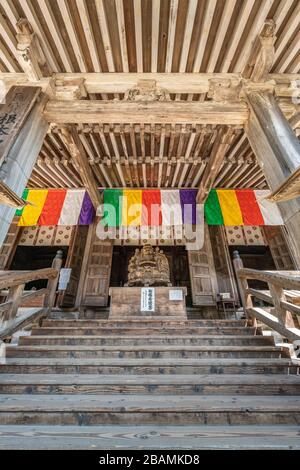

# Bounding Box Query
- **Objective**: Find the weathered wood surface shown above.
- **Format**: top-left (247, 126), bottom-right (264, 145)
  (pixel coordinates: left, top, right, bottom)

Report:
top-left (0, 425), bottom-right (299, 450)
top-left (58, 127), bottom-right (101, 209)
top-left (247, 307), bottom-right (300, 342)
top-left (0, 86), bottom-right (41, 165)
top-left (109, 287), bottom-right (187, 318)
top-left (6, 344), bottom-right (283, 359)
top-left (0, 269), bottom-right (57, 290)
top-left (0, 373), bottom-right (298, 395)
top-left (0, 307), bottom-right (44, 340)
top-left (1, 357), bottom-right (296, 376)
top-left (19, 334), bottom-right (273, 347)
top-left (44, 100), bottom-right (249, 125)
top-left (238, 269), bottom-right (300, 289)
top-left (245, 91), bottom-right (300, 262)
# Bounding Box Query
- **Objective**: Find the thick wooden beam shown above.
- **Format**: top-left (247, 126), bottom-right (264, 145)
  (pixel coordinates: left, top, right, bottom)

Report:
top-left (44, 100), bottom-right (249, 125)
top-left (197, 127), bottom-right (236, 203)
top-left (59, 127), bottom-right (101, 209)
top-left (1, 72), bottom-right (299, 96)
top-left (245, 91), bottom-right (300, 265)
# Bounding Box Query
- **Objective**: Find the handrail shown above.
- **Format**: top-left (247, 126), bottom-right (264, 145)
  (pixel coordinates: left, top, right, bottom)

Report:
top-left (0, 250), bottom-right (63, 340)
top-left (233, 250), bottom-right (300, 343)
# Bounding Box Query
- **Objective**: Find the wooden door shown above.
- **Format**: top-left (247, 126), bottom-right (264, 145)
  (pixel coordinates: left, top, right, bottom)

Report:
top-left (0, 216), bottom-right (21, 269)
top-left (188, 226), bottom-right (218, 306)
top-left (209, 226), bottom-right (239, 301)
top-left (81, 223), bottom-right (113, 307)
top-left (60, 226), bottom-right (88, 307)
top-left (264, 226), bottom-right (296, 270)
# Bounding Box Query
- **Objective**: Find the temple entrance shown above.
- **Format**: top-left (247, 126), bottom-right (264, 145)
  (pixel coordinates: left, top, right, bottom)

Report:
top-left (110, 246), bottom-right (193, 306)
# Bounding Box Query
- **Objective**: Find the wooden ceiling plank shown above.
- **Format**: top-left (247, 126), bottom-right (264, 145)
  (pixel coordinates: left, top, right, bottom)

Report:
top-left (0, 37), bottom-right (18, 72)
top-left (179, 0), bottom-right (198, 72)
top-left (276, 30), bottom-right (300, 72)
top-left (36, 0), bottom-right (73, 72)
top-left (75, 0), bottom-right (101, 72)
top-left (178, 162), bottom-right (189, 187)
top-left (0, 10), bottom-right (20, 65)
top-left (234, 0), bottom-right (274, 73)
top-left (151, 0), bottom-right (160, 72)
top-left (193, 0), bottom-right (217, 72)
top-left (221, 0), bottom-right (255, 72)
top-left (94, 0), bottom-right (115, 71)
top-left (273, 0), bottom-right (294, 30)
top-left (197, 126), bottom-right (236, 202)
top-left (134, 0), bottom-right (143, 72)
top-left (59, 126), bottom-right (101, 207)
top-left (115, 0), bottom-right (129, 72)
top-left (18, 0), bottom-right (59, 72)
top-left (207, 0), bottom-right (237, 73)
top-left (58, 0), bottom-right (86, 72)
top-left (163, 0), bottom-right (177, 72)
top-left (89, 133), bottom-right (113, 187)
top-left (191, 161), bottom-right (206, 187)
top-left (274, 1), bottom-right (300, 62)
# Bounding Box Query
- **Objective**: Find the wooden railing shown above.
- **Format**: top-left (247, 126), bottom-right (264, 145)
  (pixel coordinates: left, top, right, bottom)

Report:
top-left (0, 250), bottom-right (63, 340)
top-left (233, 251), bottom-right (300, 343)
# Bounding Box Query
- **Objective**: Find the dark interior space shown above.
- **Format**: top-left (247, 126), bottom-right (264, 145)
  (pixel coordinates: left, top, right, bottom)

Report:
top-left (10, 246), bottom-right (68, 290)
top-left (110, 245), bottom-right (192, 306)
top-left (229, 245), bottom-right (276, 291)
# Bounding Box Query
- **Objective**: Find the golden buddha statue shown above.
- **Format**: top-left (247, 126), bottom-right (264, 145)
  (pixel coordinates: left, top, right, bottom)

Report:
top-left (126, 245), bottom-right (171, 287)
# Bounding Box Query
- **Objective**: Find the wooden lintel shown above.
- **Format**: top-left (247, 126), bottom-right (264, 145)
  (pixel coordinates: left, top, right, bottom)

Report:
top-left (45, 100), bottom-right (249, 125)
top-left (0, 72), bottom-right (299, 97)
top-left (58, 127), bottom-right (101, 209)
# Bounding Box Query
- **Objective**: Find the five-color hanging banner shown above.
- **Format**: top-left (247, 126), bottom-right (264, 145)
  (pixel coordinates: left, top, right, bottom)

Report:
top-left (16, 188), bottom-right (284, 227)
top-left (16, 189), bottom-right (95, 227)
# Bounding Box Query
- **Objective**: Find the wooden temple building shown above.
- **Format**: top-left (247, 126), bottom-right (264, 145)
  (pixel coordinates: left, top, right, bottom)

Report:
top-left (0, 0), bottom-right (299, 449)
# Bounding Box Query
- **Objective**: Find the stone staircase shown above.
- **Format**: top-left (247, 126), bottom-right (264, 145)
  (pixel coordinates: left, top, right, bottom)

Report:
top-left (0, 314), bottom-right (299, 449)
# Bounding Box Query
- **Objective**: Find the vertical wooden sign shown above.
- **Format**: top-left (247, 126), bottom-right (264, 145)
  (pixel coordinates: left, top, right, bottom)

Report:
top-left (0, 86), bottom-right (41, 165)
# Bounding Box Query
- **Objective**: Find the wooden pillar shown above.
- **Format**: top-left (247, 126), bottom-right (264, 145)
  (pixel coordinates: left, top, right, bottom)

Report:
top-left (245, 91), bottom-right (300, 265)
top-left (0, 86), bottom-right (48, 246)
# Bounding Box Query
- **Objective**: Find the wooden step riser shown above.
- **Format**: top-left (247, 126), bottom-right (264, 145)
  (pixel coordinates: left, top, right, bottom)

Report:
top-left (5, 350), bottom-right (283, 359)
top-left (19, 337), bottom-right (271, 346)
top-left (1, 411), bottom-right (299, 426)
top-left (42, 320), bottom-right (247, 328)
top-left (1, 365), bottom-right (297, 374)
top-left (1, 384), bottom-right (299, 395)
top-left (31, 328), bottom-right (257, 336)
top-left (1, 425), bottom-right (300, 450)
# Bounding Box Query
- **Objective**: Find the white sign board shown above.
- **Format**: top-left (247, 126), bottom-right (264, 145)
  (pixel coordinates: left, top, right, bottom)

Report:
top-left (141, 287), bottom-right (155, 312)
top-left (58, 268), bottom-right (72, 291)
top-left (169, 289), bottom-right (183, 301)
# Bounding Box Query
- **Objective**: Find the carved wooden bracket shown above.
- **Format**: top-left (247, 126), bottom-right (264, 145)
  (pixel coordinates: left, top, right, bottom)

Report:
top-left (243, 20), bottom-right (276, 82)
top-left (54, 78), bottom-right (87, 100)
top-left (207, 78), bottom-right (242, 103)
top-left (16, 19), bottom-right (51, 81)
top-left (123, 79), bottom-right (171, 102)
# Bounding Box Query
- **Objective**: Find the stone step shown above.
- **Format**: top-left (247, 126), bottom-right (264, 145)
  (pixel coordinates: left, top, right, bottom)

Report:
top-left (0, 358), bottom-right (297, 374)
top-left (0, 374), bottom-right (299, 395)
top-left (0, 394), bottom-right (299, 425)
top-left (0, 424), bottom-right (299, 449)
top-left (42, 319), bottom-right (247, 328)
top-left (6, 344), bottom-right (285, 359)
top-left (18, 334), bottom-right (274, 347)
top-left (30, 326), bottom-right (257, 336)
